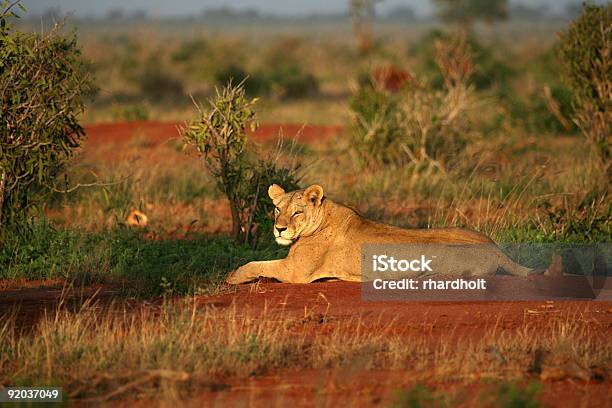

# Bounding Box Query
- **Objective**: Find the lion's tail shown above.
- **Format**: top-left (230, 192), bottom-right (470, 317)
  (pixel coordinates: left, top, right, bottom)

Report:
top-left (499, 253), bottom-right (534, 277)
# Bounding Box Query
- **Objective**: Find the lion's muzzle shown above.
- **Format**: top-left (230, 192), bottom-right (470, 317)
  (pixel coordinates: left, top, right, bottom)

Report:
top-left (274, 226), bottom-right (294, 246)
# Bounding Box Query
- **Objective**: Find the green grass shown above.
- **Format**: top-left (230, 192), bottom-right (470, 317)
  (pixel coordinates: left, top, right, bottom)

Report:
top-left (390, 381), bottom-right (542, 408)
top-left (0, 222), bottom-right (288, 297)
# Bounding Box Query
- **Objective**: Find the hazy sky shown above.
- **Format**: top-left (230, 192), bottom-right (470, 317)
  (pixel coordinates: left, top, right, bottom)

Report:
top-left (23, 0), bottom-right (581, 18)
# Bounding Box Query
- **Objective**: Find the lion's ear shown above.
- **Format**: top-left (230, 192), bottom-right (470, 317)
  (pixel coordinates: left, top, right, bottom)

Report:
top-left (268, 184), bottom-right (285, 202)
top-left (304, 184), bottom-right (324, 206)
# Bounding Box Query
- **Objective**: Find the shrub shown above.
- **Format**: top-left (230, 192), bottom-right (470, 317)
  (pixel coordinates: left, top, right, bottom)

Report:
top-left (215, 63), bottom-right (319, 100)
top-left (350, 34), bottom-right (475, 170)
top-left (557, 3), bottom-right (611, 181)
top-left (116, 38), bottom-right (142, 81)
top-left (526, 49), bottom-right (577, 133)
top-left (214, 64), bottom-right (270, 97)
top-left (370, 65), bottom-right (413, 92)
top-left (535, 195), bottom-right (611, 243)
top-left (390, 384), bottom-right (443, 407)
top-left (268, 64), bottom-right (319, 99)
top-left (138, 63), bottom-right (184, 103)
top-left (258, 39), bottom-right (320, 99)
top-left (530, 85), bottom-right (576, 133)
top-left (349, 86), bottom-right (404, 166)
top-left (0, 2), bottom-right (94, 231)
top-left (182, 80), bottom-right (300, 247)
top-left (485, 381), bottom-right (542, 408)
top-left (412, 29), bottom-right (514, 91)
top-left (499, 84), bottom-right (577, 134)
top-left (110, 103), bottom-right (149, 121)
top-left (171, 38), bottom-right (208, 63)
top-left (235, 152), bottom-right (302, 246)
top-left (557, 4), bottom-right (611, 113)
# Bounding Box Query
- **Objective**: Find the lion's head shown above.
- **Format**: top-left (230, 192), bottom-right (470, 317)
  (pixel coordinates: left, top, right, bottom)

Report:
top-left (268, 184), bottom-right (325, 246)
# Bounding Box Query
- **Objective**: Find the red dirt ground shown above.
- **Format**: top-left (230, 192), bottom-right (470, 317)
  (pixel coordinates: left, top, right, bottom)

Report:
top-left (84, 121), bottom-right (344, 148)
top-left (3, 281), bottom-right (611, 407)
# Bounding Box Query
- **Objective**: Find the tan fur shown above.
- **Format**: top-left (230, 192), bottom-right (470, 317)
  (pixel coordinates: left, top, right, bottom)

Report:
top-left (226, 184), bottom-right (531, 284)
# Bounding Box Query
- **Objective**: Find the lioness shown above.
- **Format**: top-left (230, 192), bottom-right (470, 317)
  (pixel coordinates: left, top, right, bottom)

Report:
top-left (226, 184), bottom-right (533, 284)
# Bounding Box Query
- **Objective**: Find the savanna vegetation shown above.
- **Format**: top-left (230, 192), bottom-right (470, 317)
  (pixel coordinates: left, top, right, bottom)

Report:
top-left (1, 0), bottom-right (610, 405)
top-left (4, 3), bottom-right (608, 291)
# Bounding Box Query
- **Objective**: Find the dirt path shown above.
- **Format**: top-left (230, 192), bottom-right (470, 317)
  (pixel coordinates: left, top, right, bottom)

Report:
top-left (4, 280), bottom-right (611, 338)
top-left (0, 283), bottom-right (120, 331)
top-left (202, 280), bottom-right (612, 336)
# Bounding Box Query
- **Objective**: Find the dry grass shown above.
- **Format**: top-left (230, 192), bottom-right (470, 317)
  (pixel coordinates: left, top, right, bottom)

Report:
top-left (0, 299), bottom-right (608, 403)
top-left (48, 128), bottom-right (609, 243)
top-left (51, 106), bottom-right (610, 242)
top-left (2, 18), bottom-right (608, 407)
top-left (48, 136), bottom-right (224, 233)
top-left (305, 130), bottom-right (609, 242)
top-left (27, 20), bottom-right (605, 244)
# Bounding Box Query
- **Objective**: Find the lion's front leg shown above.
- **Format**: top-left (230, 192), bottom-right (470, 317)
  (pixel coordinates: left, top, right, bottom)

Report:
top-left (226, 260), bottom-right (294, 284)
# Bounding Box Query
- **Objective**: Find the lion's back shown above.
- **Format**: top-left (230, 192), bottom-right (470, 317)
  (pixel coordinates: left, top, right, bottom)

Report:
top-left (340, 210), bottom-right (492, 245)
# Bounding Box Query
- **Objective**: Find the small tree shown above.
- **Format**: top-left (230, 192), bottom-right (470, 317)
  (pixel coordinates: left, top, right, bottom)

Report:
top-left (0, 1), bottom-right (94, 231)
top-left (182, 81), bottom-right (300, 246)
top-left (557, 4), bottom-right (611, 183)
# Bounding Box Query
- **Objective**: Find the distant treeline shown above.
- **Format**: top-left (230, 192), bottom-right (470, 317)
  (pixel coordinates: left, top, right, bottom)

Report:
top-left (27, 3), bottom-right (585, 25)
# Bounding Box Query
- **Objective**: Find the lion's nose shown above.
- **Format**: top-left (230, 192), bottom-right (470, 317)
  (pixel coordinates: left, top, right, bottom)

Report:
top-left (276, 226), bottom-right (287, 233)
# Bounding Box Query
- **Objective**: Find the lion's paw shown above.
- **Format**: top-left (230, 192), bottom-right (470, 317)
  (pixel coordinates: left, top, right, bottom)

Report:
top-left (225, 265), bottom-right (257, 285)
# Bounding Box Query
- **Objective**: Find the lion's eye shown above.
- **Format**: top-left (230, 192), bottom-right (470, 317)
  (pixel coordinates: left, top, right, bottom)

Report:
top-left (292, 211), bottom-right (303, 217)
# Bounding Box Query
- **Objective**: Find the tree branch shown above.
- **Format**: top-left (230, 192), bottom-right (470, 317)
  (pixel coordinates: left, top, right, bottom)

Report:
top-left (44, 176), bottom-right (131, 194)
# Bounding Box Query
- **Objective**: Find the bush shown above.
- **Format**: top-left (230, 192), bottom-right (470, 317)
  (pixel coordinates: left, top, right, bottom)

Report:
top-left (214, 64), bottom-right (270, 97)
top-left (350, 34), bottom-right (474, 170)
top-left (390, 383), bottom-right (442, 407)
top-left (557, 3), bottom-right (611, 181)
top-left (268, 64), bottom-right (319, 99)
top-left (138, 62), bottom-right (184, 103)
top-left (171, 38), bottom-right (208, 63)
top-left (110, 103), bottom-right (149, 121)
top-left (0, 2), bottom-right (94, 231)
top-left (526, 50), bottom-right (577, 133)
top-left (531, 85), bottom-right (576, 133)
top-left (535, 195), bottom-right (611, 243)
top-left (349, 86), bottom-right (404, 166)
top-left (214, 63), bottom-right (319, 100)
top-left (485, 381), bottom-right (542, 408)
top-left (557, 4), bottom-right (611, 113)
top-left (182, 80), bottom-right (301, 247)
top-left (216, 39), bottom-right (319, 100)
top-left (236, 153), bottom-right (302, 246)
top-left (498, 84), bottom-right (577, 134)
top-left (391, 381), bottom-right (542, 408)
top-left (412, 29), bottom-right (514, 91)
